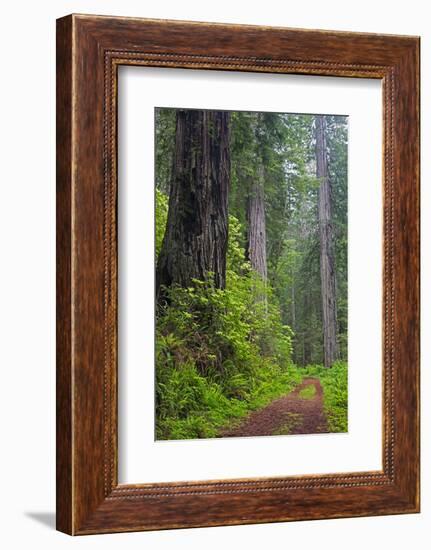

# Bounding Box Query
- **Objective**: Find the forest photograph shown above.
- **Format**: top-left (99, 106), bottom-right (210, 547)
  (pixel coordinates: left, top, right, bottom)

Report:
top-left (154, 107), bottom-right (348, 441)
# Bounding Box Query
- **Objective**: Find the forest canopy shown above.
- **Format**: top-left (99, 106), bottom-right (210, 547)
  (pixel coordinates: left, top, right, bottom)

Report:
top-left (154, 107), bottom-right (348, 440)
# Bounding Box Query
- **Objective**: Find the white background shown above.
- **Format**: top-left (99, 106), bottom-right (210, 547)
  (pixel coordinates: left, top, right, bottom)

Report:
top-left (118, 68), bottom-right (382, 483)
top-left (0, 1), bottom-right (428, 548)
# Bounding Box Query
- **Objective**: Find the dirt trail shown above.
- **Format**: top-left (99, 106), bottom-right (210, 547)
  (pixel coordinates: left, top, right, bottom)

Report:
top-left (221, 378), bottom-right (329, 438)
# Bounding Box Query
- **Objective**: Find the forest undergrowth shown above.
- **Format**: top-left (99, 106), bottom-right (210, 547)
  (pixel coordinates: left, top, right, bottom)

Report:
top-left (156, 212), bottom-right (347, 440)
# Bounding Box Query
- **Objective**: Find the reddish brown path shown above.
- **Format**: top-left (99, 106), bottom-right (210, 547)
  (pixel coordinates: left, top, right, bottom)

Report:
top-left (220, 378), bottom-right (329, 438)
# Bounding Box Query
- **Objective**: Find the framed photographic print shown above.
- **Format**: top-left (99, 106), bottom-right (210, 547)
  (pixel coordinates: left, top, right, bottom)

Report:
top-left (56, 14), bottom-right (420, 535)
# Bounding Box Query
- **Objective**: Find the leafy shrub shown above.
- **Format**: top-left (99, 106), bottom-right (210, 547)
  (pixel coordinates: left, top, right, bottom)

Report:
top-left (155, 189), bottom-right (168, 258)
top-left (155, 215), bottom-right (297, 439)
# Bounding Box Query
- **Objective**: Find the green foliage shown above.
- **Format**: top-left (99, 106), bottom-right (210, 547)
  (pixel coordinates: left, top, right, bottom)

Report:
top-left (155, 189), bottom-right (169, 258)
top-left (300, 361), bottom-right (348, 432)
top-left (327, 116), bottom-right (348, 360)
top-left (298, 384), bottom-right (316, 400)
top-left (155, 215), bottom-right (298, 440)
top-left (154, 109), bottom-right (348, 439)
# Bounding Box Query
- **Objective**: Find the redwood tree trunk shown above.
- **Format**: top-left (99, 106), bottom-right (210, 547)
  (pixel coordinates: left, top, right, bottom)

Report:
top-left (156, 110), bottom-right (231, 297)
top-left (315, 115), bottom-right (339, 368)
top-left (246, 162), bottom-right (268, 281)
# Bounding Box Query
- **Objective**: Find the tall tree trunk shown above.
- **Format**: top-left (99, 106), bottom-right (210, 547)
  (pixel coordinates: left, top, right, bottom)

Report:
top-left (315, 115), bottom-right (339, 368)
top-left (156, 109), bottom-right (231, 297)
top-left (303, 289), bottom-right (312, 365)
top-left (291, 267), bottom-right (296, 330)
top-left (246, 162), bottom-right (268, 281)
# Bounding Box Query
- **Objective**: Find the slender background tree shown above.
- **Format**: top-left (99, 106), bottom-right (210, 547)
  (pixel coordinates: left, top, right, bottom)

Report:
top-left (315, 115), bottom-right (339, 368)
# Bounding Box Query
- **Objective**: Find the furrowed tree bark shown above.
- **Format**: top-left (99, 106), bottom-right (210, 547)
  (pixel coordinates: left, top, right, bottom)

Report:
top-left (156, 110), bottom-right (231, 298)
top-left (315, 115), bottom-right (339, 368)
top-left (246, 162), bottom-right (268, 281)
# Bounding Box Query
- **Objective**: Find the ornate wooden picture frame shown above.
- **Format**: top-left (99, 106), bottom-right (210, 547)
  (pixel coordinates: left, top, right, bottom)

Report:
top-left (56, 14), bottom-right (420, 535)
